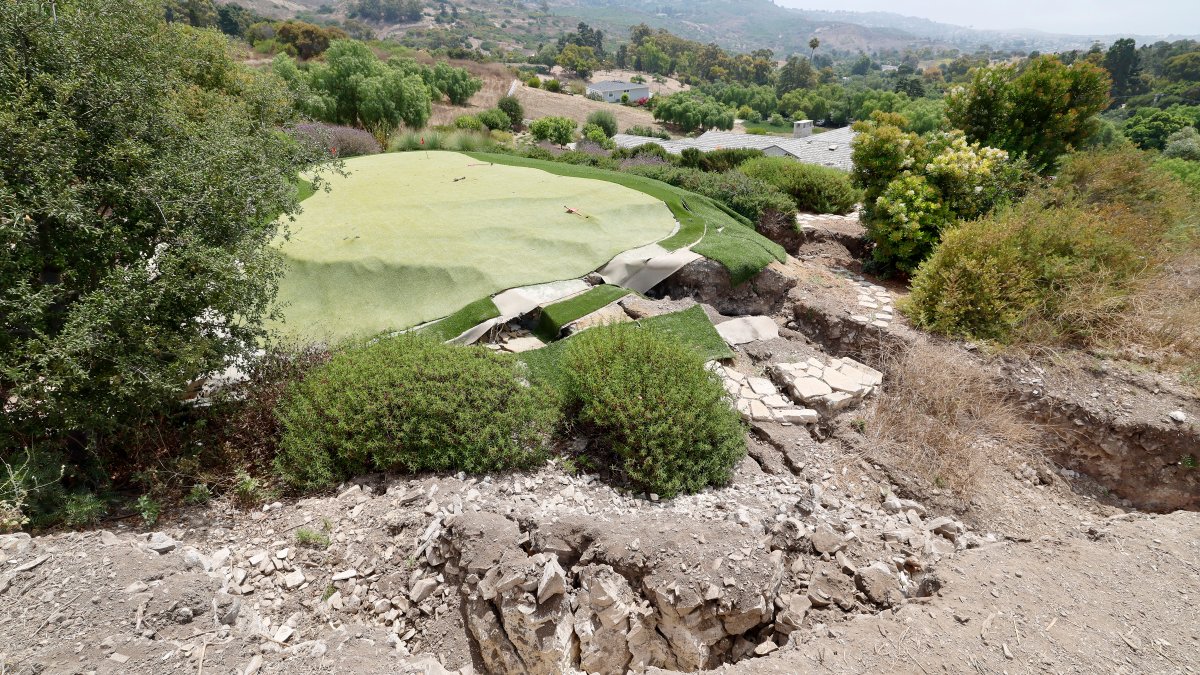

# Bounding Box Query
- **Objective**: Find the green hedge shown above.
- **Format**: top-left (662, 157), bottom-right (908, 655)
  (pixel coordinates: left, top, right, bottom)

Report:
top-left (739, 156), bottom-right (859, 215)
top-left (274, 335), bottom-right (558, 490)
top-left (558, 323), bottom-right (745, 497)
top-left (623, 164), bottom-right (797, 226)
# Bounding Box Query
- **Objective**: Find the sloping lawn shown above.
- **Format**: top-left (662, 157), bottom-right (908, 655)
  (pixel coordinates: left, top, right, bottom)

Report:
top-left (272, 152), bottom-right (678, 343)
top-left (463, 152), bottom-right (786, 283)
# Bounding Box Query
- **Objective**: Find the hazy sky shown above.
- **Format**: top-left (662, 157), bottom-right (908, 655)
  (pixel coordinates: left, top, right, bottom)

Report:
top-left (778, 0), bottom-right (1200, 36)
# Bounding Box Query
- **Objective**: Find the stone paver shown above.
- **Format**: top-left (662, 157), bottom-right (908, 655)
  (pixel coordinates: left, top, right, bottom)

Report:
top-left (710, 363), bottom-right (819, 426)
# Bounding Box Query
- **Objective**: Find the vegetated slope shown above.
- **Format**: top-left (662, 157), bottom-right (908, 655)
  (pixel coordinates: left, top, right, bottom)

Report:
top-left (214, 0), bottom-right (324, 20)
top-left (514, 85), bottom-right (662, 134)
top-left (550, 0), bottom-right (917, 55)
top-left (272, 152), bottom-right (676, 342)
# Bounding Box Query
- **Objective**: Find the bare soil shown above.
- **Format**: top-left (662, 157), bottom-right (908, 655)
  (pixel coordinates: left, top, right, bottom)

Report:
top-left (2, 215), bottom-right (1198, 674)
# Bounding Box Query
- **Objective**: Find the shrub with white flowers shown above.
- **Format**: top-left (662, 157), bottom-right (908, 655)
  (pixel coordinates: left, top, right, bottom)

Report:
top-left (851, 112), bottom-right (1031, 273)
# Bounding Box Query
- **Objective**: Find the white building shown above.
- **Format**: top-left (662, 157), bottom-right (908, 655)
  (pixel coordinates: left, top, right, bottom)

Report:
top-left (585, 80), bottom-right (652, 104)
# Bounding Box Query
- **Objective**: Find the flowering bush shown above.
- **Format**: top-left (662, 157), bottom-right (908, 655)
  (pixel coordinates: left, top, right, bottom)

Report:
top-left (852, 113), bottom-right (1030, 273)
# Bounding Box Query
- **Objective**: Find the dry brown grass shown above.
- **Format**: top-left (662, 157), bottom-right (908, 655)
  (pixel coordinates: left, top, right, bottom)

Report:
top-left (514, 86), bottom-right (665, 135)
top-left (427, 60), bottom-right (516, 126)
top-left (1106, 248), bottom-right (1200, 368)
top-left (865, 344), bottom-right (1038, 496)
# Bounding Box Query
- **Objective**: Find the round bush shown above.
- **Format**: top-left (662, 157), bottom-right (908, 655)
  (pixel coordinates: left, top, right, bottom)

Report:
top-left (453, 114), bottom-right (485, 131)
top-left (739, 156), bottom-right (860, 215)
top-left (274, 336), bottom-right (558, 491)
top-left (623, 164), bottom-right (796, 226)
top-left (544, 79), bottom-right (562, 93)
top-left (526, 76), bottom-right (541, 89)
top-left (496, 95), bottom-right (524, 128)
top-left (585, 109), bottom-right (618, 137)
top-left (560, 324), bottom-right (745, 497)
top-left (477, 107), bottom-right (511, 131)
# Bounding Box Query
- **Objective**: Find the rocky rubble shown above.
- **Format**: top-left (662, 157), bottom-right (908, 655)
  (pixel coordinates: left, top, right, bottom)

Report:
top-left (715, 363), bottom-right (819, 425)
top-left (768, 356), bottom-right (882, 414)
top-left (1, 441), bottom-right (987, 675)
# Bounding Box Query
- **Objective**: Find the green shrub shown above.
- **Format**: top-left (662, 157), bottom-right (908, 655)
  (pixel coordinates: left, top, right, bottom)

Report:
top-left (586, 109), bottom-right (618, 137)
top-left (61, 492), bottom-right (106, 528)
top-left (544, 79), bottom-right (562, 93)
top-left (529, 116), bottom-right (576, 145)
top-left (559, 324), bottom-right (745, 497)
top-left (625, 125), bottom-right (669, 140)
top-left (740, 156), bottom-right (859, 215)
top-left (852, 114), bottom-right (1031, 274)
top-left (454, 114), bottom-right (485, 131)
top-left (135, 494), bottom-right (161, 525)
top-left (232, 469), bottom-right (269, 507)
top-left (521, 145), bottom-right (556, 161)
top-left (696, 148), bottom-right (764, 173)
top-left (295, 527), bottom-right (331, 549)
top-left (582, 122), bottom-right (615, 149)
top-left (1155, 157), bottom-right (1200, 195)
top-left (908, 148), bottom-right (1196, 343)
top-left (611, 143), bottom-right (674, 163)
top-left (1163, 127), bottom-right (1200, 161)
top-left (496, 95), bottom-right (524, 128)
top-left (526, 76), bottom-right (541, 89)
top-left (623, 164), bottom-right (797, 226)
top-left (275, 335), bottom-right (558, 491)
top-left (477, 107), bottom-right (512, 132)
top-left (185, 484), bottom-right (212, 505)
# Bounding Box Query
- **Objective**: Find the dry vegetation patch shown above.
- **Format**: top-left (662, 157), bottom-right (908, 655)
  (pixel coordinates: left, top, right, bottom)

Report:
top-left (864, 344), bottom-right (1039, 497)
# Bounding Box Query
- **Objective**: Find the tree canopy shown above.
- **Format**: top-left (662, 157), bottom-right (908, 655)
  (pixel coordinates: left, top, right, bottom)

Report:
top-left (946, 56), bottom-right (1110, 172)
top-left (0, 0), bottom-right (330, 452)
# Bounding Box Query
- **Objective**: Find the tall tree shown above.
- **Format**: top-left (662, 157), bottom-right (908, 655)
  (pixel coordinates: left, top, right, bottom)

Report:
top-left (1103, 38), bottom-right (1147, 102)
top-left (946, 55), bottom-right (1110, 171)
top-left (0, 0), bottom-right (330, 453)
top-left (808, 37), bottom-right (819, 60)
top-left (776, 55), bottom-right (817, 96)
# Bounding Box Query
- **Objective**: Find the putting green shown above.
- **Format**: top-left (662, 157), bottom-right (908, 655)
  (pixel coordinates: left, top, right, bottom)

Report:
top-left (272, 152), bottom-right (678, 342)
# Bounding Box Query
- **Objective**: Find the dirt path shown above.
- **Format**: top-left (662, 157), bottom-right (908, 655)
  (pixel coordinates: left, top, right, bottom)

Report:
top-left (720, 510), bottom-right (1200, 674)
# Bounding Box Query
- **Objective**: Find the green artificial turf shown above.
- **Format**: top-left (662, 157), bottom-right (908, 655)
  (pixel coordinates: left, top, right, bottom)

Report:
top-left (464, 152), bottom-right (709, 249)
top-left (272, 152), bottom-right (678, 343)
top-left (464, 152), bottom-right (785, 284)
top-left (296, 178), bottom-right (315, 203)
top-left (417, 296), bottom-right (501, 342)
top-left (519, 305), bottom-right (733, 386)
top-left (533, 285), bottom-right (632, 341)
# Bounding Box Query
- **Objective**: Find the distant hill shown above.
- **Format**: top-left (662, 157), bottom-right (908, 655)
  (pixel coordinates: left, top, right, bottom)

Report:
top-left (554, 0), bottom-right (1200, 55)
top-left (788, 7), bottom-right (1200, 52)
top-left (225, 0), bottom-right (1200, 57)
top-left (548, 0), bottom-right (919, 55)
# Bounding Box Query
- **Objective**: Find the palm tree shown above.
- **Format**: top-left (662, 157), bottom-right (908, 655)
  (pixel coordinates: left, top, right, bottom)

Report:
top-left (809, 37), bottom-right (820, 61)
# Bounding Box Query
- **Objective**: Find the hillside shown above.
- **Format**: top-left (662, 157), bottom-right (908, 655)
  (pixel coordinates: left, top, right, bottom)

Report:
top-left (235, 0), bottom-right (1200, 61)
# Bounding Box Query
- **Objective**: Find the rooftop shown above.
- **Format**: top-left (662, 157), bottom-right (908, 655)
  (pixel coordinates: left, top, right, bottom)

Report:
top-left (586, 80), bottom-right (649, 93)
